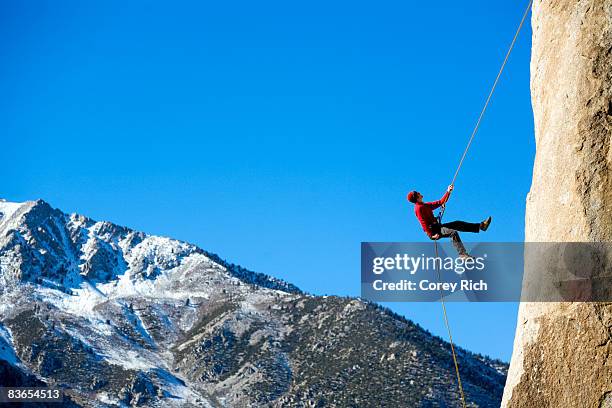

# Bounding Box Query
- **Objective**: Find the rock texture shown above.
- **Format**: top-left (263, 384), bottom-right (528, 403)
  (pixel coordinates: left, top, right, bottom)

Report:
top-left (503, 1), bottom-right (612, 407)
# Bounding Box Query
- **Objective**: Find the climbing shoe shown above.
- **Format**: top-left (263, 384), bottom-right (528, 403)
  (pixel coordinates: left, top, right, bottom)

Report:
top-left (480, 216), bottom-right (492, 231)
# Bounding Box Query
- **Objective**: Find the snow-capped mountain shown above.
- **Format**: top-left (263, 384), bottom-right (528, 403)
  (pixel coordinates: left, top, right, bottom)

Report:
top-left (0, 199), bottom-right (506, 407)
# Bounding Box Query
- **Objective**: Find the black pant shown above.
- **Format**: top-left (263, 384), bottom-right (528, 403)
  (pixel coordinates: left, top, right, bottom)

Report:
top-left (431, 221), bottom-right (480, 256)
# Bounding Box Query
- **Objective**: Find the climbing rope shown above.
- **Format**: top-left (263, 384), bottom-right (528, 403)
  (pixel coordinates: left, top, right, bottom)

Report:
top-left (433, 241), bottom-right (466, 406)
top-left (433, 1), bottom-right (533, 407)
top-left (439, 0), bottom-right (533, 222)
top-left (450, 0), bottom-right (534, 187)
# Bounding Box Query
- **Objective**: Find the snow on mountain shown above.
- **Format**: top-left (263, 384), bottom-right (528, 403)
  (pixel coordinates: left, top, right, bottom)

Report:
top-left (0, 199), bottom-right (507, 407)
top-left (0, 324), bottom-right (18, 365)
top-left (0, 199), bottom-right (24, 222)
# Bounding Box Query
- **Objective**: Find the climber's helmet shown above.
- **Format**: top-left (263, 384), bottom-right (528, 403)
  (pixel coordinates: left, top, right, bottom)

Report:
top-left (407, 191), bottom-right (421, 203)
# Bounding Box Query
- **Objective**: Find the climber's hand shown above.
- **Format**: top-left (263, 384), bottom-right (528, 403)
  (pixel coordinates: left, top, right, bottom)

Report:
top-left (431, 234), bottom-right (440, 240)
top-left (447, 184), bottom-right (454, 193)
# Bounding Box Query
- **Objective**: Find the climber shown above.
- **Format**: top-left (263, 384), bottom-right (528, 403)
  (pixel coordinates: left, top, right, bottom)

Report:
top-left (407, 185), bottom-right (492, 257)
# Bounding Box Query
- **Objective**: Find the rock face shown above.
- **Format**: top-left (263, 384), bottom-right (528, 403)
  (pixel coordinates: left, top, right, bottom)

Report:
top-left (503, 1), bottom-right (612, 407)
top-left (0, 199), bottom-right (507, 407)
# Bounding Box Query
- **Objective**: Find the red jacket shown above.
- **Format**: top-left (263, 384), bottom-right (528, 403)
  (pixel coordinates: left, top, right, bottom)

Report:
top-left (414, 191), bottom-right (450, 237)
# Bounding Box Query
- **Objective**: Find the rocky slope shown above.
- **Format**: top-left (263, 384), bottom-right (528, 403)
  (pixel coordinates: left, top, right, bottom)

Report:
top-left (503, 1), bottom-right (612, 407)
top-left (0, 199), bottom-right (506, 407)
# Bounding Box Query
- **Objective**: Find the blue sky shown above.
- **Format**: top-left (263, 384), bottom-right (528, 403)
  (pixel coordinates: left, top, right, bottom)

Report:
top-left (1, 1), bottom-right (534, 361)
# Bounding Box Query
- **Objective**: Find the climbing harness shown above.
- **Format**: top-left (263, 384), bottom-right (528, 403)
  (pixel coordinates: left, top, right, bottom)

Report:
top-left (432, 1), bottom-right (533, 406)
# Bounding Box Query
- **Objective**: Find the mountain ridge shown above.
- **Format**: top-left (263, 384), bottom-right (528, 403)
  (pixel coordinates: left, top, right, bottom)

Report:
top-left (0, 198), bottom-right (506, 407)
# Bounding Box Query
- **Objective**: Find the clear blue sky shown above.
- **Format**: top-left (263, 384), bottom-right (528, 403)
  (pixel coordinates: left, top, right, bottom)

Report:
top-left (1, 1), bottom-right (534, 361)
